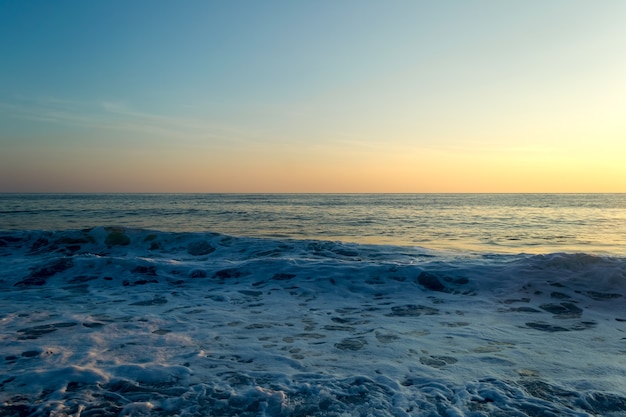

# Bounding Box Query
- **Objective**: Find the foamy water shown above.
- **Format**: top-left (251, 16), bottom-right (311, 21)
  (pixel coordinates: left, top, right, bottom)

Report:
top-left (1, 226), bottom-right (626, 416)
top-left (1, 194), bottom-right (626, 416)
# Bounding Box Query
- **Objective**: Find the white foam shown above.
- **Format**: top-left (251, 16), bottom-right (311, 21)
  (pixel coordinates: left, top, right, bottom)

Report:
top-left (1, 228), bottom-right (625, 415)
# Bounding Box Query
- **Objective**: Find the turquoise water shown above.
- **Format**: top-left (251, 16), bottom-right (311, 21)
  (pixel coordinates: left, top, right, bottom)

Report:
top-left (1, 193), bottom-right (624, 255)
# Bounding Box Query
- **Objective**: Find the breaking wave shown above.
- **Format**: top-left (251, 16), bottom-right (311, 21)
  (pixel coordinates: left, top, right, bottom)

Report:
top-left (1, 228), bottom-right (626, 416)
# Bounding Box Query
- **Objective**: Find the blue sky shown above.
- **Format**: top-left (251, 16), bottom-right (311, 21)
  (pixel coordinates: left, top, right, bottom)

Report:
top-left (1, 1), bottom-right (625, 192)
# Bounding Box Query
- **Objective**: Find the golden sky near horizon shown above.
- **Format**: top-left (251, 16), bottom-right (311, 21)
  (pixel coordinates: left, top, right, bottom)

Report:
top-left (1, 1), bottom-right (625, 193)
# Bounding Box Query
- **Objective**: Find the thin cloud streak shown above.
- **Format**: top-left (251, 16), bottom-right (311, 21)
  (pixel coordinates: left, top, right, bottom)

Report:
top-left (0, 96), bottom-right (257, 146)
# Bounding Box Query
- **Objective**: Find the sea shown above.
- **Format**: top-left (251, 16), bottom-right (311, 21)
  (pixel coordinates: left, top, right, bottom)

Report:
top-left (1, 193), bottom-right (625, 416)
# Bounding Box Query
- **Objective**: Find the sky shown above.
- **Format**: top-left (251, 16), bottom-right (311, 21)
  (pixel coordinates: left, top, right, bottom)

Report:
top-left (1, 1), bottom-right (625, 193)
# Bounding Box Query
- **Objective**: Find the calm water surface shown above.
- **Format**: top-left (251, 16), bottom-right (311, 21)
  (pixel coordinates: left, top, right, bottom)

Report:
top-left (1, 193), bottom-right (624, 255)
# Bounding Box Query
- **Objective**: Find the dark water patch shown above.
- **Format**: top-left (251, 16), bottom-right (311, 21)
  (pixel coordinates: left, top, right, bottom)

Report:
top-left (550, 291), bottom-right (571, 299)
top-left (520, 380), bottom-right (579, 409)
top-left (132, 265), bottom-right (157, 276)
top-left (416, 272), bottom-right (446, 292)
top-left (477, 356), bottom-right (514, 366)
top-left (104, 227), bottom-right (131, 246)
top-left (539, 302), bottom-right (583, 318)
top-left (143, 233), bottom-right (158, 242)
top-left (15, 258), bottom-right (74, 286)
top-left (206, 294), bottom-right (227, 302)
top-left (420, 355), bottom-right (458, 368)
top-left (272, 273), bottom-right (296, 281)
top-left (302, 318), bottom-right (317, 332)
top-left (213, 268), bottom-right (246, 279)
top-left (190, 269), bottom-right (206, 278)
top-left (130, 297), bottom-right (167, 306)
top-left (375, 333), bottom-right (399, 343)
top-left (582, 392), bottom-right (626, 414)
top-left (187, 240), bottom-right (215, 256)
top-left (17, 322), bottom-right (78, 339)
top-left (0, 235), bottom-right (23, 243)
top-left (333, 248), bottom-right (359, 257)
top-left (0, 376), bottom-right (16, 391)
top-left (324, 325), bottom-right (356, 332)
top-left (0, 402), bottom-right (33, 417)
top-left (525, 322), bottom-right (570, 332)
top-left (28, 237), bottom-right (50, 254)
top-left (67, 275), bottom-right (98, 284)
top-left (245, 323), bottom-right (273, 330)
top-left (331, 317), bottom-right (370, 325)
top-left (509, 307), bottom-right (542, 313)
top-left (517, 403), bottom-right (562, 417)
top-left (570, 321), bottom-right (597, 331)
top-left (82, 322), bottom-right (107, 328)
top-left (526, 320), bottom-right (596, 332)
top-left (55, 235), bottom-right (95, 245)
top-left (503, 298), bottom-right (531, 304)
top-left (238, 290), bottom-right (262, 297)
top-left (105, 378), bottom-right (187, 396)
top-left (365, 276), bottom-right (386, 285)
top-left (442, 321), bottom-right (469, 327)
top-left (57, 245), bottom-right (81, 254)
top-left (123, 279), bottom-right (158, 286)
top-left (416, 271), bottom-right (470, 293)
top-left (335, 307), bottom-right (359, 314)
top-left (60, 284), bottom-right (89, 294)
top-left (443, 276), bottom-right (469, 285)
top-left (247, 303), bottom-right (264, 308)
top-left (335, 337), bottom-right (366, 351)
top-left (583, 291), bottom-right (623, 301)
top-left (294, 333), bottom-right (326, 340)
top-left (148, 241), bottom-right (162, 250)
top-left (388, 304), bottom-right (440, 317)
top-left (254, 249), bottom-right (282, 257)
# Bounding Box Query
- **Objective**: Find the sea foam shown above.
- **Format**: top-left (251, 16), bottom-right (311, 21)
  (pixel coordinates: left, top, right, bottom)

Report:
top-left (1, 227), bottom-right (626, 416)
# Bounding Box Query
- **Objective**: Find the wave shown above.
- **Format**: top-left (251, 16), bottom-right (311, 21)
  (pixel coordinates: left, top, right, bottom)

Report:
top-left (1, 227), bottom-right (626, 416)
top-left (1, 227), bottom-right (624, 294)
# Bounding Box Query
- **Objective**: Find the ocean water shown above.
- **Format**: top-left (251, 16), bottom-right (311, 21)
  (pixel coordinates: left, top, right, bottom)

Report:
top-left (1, 194), bottom-right (625, 416)
top-left (2, 193), bottom-right (625, 255)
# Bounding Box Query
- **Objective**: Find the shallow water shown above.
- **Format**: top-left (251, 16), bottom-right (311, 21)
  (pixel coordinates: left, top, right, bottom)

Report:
top-left (1, 227), bottom-right (625, 416)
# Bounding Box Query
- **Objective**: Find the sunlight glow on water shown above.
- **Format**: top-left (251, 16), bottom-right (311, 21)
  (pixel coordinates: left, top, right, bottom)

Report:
top-left (1, 193), bottom-right (625, 255)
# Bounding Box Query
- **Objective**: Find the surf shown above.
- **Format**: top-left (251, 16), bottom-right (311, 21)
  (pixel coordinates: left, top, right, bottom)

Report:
top-left (1, 227), bottom-right (625, 415)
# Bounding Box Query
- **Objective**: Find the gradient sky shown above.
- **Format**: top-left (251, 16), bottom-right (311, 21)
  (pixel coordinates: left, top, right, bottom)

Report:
top-left (1, 1), bottom-right (625, 193)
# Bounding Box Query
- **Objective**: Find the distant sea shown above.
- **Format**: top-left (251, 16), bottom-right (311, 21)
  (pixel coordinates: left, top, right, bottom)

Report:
top-left (1, 193), bottom-right (625, 255)
top-left (1, 193), bottom-right (625, 416)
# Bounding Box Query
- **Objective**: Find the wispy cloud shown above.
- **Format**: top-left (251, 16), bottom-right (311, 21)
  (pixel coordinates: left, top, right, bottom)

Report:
top-left (0, 96), bottom-right (256, 146)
